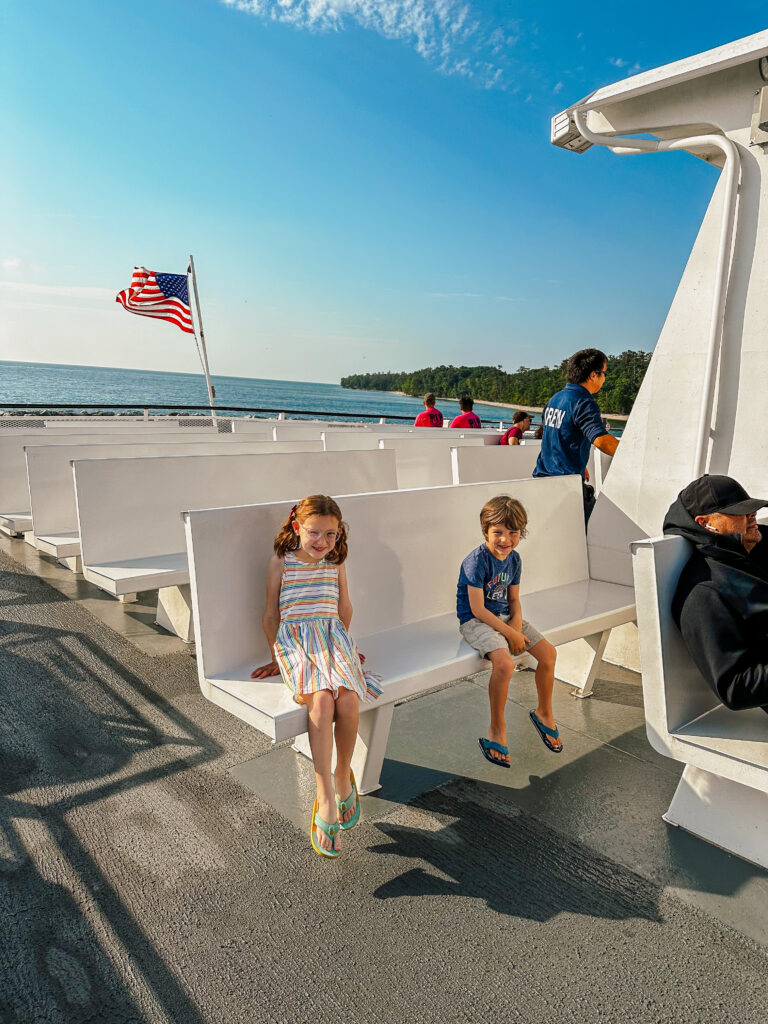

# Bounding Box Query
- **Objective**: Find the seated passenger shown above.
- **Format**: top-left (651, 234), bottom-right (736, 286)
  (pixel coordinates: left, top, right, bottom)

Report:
top-left (501, 410), bottom-right (532, 445)
top-left (414, 392), bottom-right (444, 428)
top-left (663, 474), bottom-right (768, 712)
top-left (450, 395), bottom-right (482, 429)
top-left (457, 495), bottom-right (561, 767)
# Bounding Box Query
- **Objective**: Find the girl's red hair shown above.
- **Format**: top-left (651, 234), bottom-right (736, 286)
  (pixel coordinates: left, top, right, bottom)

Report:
top-left (273, 494), bottom-right (349, 563)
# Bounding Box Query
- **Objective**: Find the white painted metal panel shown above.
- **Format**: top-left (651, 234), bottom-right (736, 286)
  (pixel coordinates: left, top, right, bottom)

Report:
top-left (74, 447), bottom-right (398, 580)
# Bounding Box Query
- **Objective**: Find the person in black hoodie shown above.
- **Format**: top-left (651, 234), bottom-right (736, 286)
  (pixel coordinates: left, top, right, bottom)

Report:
top-left (663, 474), bottom-right (768, 712)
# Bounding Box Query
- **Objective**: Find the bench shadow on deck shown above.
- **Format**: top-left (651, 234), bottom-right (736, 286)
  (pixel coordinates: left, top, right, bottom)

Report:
top-left (0, 561), bottom-right (221, 1022)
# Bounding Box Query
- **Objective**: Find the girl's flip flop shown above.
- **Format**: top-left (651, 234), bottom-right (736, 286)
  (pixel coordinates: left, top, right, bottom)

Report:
top-left (336, 770), bottom-right (361, 830)
top-left (528, 710), bottom-right (563, 753)
top-left (310, 799), bottom-right (340, 858)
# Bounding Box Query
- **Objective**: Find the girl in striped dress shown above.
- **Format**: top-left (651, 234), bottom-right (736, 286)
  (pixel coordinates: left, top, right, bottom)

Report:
top-left (251, 494), bottom-right (381, 859)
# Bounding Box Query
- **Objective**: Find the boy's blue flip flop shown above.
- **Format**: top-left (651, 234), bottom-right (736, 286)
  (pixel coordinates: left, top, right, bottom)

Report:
top-left (528, 710), bottom-right (563, 753)
top-left (478, 737), bottom-right (510, 767)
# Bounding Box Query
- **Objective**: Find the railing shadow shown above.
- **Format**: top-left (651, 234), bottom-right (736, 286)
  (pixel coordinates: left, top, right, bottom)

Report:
top-left (0, 603), bottom-right (225, 1022)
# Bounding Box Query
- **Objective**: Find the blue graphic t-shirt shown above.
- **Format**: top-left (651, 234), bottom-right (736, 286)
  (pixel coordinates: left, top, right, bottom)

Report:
top-left (533, 383), bottom-right (606, 479)
top-left (456, 544), bottom-right (522, 624)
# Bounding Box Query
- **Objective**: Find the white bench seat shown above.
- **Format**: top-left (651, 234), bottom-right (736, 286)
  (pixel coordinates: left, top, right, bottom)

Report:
top-left (0, 512), bottom-right (32, 535)
top-left (205, 576), bottom-right (635, 744)
top-left (674, 706), bottom-right (768, 772)
top-left (632, 534), bottom-right (768, 869)
top-left (35, 532), bottom-right (80, 558)
top-left (186, 477), bottom-right (637, 793)
top-left (84, 552), bottom-right (188, 595)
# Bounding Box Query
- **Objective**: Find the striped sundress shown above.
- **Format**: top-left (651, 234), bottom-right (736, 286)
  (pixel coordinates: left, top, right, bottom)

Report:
top-left (273, 551), bottom-right (382, 705)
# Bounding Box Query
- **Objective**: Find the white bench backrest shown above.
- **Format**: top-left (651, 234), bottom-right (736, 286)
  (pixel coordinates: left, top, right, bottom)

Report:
top-left (26, 439), bottom-right (319, 537)
top-left (75, 448), bottom-right (398, 566)
top-left (42, 420), bottom-right (197, 430)
top-left (0, 431), bottom-right (225, 513)
top-left (185, 475), bottom-right (585, 679)
top-left (631, 535), bottom-right (719, 753)
top-left (451, 444), bottom-right (541, 484)
top-left (377, 435), bottom-right (487, 488)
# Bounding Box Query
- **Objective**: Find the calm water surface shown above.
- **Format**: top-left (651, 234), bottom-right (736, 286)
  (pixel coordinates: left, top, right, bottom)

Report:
top-left (0, 361), bottom-right (526, 426)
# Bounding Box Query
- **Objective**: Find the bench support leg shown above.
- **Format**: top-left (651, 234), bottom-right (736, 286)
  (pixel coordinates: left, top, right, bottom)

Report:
top-left (291, 703), bottom-right (395, 796)
top-left (155, 585), bottom-right (194, 642)
top-left (117, 593), bottom-right (138, 604)
top-left (664, 764), bottom-right (768, 870)
top-left (0, 526), bottom-right (24, 539)
top-left (554, 629), bottom-right (611, 698)
top-left (57, 554), bottom-right (82, 573)
top-left (24, 531), bottom-right (36, 547)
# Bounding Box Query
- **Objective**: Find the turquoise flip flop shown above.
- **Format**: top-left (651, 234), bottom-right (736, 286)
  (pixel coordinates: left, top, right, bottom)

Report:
top-left (528, 710), bottom-right (563, 753)
top-left (310, 799), bottom-right (340, 858)
top-left (336, 770), bottom-right (361, 830)
top-left (478, 737), bottom-right (510, 767)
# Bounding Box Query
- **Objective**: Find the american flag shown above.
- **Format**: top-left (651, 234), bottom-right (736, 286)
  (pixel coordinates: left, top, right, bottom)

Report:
top-left (116, 267), bottom-right (194, 334)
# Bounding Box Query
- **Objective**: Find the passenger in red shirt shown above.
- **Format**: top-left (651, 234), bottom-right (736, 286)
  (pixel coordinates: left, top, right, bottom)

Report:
top-left (500, 410), bottom-right (532, 445)
top-left (414, 392), bottom-right (444, 427)
top-left (450, 395), bottom-right (482, 429)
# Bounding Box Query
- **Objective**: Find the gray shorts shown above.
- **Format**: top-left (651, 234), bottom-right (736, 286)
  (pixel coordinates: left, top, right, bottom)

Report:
top-left (459, 613), bottom-right (544, 658)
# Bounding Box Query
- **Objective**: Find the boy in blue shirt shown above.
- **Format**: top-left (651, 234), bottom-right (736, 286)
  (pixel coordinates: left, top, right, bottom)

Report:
top-left (457, 495), bottom-right (562, 766)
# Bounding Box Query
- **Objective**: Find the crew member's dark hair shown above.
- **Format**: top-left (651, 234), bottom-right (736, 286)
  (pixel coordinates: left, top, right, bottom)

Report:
top-left (566, 348), bottom-right (608, 385)
top-left (459, 394), bottom-right (474, 411)
top-left (424, 393), bottom-right (436, 406)
top-left (512, 410), bottom-right (530, 425)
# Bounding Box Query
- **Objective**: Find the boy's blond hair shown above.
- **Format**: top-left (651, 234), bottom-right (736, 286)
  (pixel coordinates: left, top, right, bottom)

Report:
top-left (480, 495), bottom-right (528, 538)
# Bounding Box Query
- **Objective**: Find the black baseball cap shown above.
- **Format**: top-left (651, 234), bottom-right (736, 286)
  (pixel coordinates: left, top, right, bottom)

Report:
top-left (680, 474), bottom-right (768, 517)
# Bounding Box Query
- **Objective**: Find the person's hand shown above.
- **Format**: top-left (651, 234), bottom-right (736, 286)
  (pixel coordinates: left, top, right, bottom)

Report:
top-left (251, 660), bottom-right (280, 679)
top-left (507, 629), bottom-right (530, 655)
top-left (584, 468), bottom-right (590, 482)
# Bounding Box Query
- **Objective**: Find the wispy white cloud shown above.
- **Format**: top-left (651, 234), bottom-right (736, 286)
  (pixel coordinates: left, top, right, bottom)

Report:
top-left (2, 257), bottom-right (23, 271)
top-left (608, 56), bottom-right (628, 68)
top-left (222, 0), bottom-right (520, 89)
top-left (553, 80), bottom-right (563, 94)
top-left (494, 295), bottom-right (526, 302)
top-left (0, 281), bottom-right (115, 300)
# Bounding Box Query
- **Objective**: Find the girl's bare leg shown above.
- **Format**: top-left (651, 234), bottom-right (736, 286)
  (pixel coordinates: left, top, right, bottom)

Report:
top-left (486, 648), bottom-right (516, 765)
top-left (527, 639), bottom-right (562, 750)
top-left (304, 690), bottom-right (340, 851)
top-left (333, 687), bottom-right (360, 823)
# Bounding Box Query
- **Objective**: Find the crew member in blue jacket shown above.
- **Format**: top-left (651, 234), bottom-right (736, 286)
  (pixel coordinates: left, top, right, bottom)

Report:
top-left (533, 347), bottom-right (619, 523)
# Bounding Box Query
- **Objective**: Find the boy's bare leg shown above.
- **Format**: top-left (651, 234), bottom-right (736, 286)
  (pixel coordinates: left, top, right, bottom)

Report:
top-left (486, 648), bottom-right (516, 764)
top-left (527, 639), bottom-right (562, 751)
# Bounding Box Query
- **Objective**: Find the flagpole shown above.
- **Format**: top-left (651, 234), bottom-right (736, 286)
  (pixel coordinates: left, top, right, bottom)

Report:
top-left (187, 255), bottom-right (217, 423)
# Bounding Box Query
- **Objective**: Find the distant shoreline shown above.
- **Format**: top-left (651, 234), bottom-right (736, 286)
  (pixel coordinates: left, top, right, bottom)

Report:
top-left (385, 389), bottom-right (628, 420)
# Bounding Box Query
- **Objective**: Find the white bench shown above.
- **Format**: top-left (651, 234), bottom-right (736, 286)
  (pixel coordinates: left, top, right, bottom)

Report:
top-left (26, 438), bottom-right (318, 569)
top-left (377, 435), bottom-right (489, 488)
top-left (0, 430), bottom-right (219, 537)
top-left (184, 475), bottom-right (636, 793)
top-left (74, 448), bottom-right (398, 640)
top-left (450, 443), bottom-right (541, 484)
top-left (631, 535), bottom-right (768, 868)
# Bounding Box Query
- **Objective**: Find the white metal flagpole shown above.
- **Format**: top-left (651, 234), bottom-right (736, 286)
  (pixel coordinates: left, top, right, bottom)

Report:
top-left (187, 255), bottom-right (217, 422)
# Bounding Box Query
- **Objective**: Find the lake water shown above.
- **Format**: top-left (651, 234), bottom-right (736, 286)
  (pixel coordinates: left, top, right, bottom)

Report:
top-left (0, 360), bottom-right (526, 426)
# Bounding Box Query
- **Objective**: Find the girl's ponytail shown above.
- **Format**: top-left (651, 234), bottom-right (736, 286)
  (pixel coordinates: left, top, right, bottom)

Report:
top-left (273, 504), bottom-right (300, 557)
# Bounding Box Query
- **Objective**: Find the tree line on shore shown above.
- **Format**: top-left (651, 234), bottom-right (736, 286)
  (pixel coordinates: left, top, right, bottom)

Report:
top-left (340, 350), bottom-right (651, 415)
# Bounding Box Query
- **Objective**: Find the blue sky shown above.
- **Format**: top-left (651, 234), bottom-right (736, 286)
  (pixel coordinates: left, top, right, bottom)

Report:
top-left (1, 2), bottom-right (766, 383)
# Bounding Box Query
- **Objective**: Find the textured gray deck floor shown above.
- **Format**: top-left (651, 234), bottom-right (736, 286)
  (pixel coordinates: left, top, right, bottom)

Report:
top-left (0, 544), bottom-right (766, 1023)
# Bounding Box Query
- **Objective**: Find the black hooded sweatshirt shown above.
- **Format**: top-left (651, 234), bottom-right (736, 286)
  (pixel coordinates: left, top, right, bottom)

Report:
top-left (663, 497), bottom-right (768, 710)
